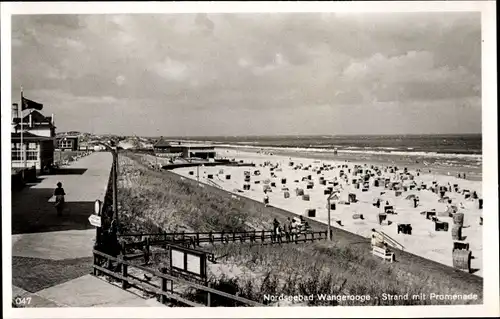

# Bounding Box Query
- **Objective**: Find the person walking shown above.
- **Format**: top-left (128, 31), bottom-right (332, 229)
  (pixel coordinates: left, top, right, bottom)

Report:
top-left (54, 182), bottom-right (66, 216)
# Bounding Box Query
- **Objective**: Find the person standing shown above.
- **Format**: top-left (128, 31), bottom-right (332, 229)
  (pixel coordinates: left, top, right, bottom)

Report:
top-left (272, 218), bottom-right (280, 242)
top-left (284, 217), bottom-right (292, 241)
top-left (54, 182), bottom-right (66, 216)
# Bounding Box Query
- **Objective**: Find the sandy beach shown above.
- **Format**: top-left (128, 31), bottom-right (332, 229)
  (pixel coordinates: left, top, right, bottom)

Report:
top-left (171, 148), bottom-right (483, 277)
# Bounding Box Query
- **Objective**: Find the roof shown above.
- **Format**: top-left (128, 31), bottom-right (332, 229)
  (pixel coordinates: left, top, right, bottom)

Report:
top-left (154, 139), bottom-right (172, 148)
top-left (11, 132), bottom-right (54, 141)
top-left (13, 110), bottom-right (53, 125)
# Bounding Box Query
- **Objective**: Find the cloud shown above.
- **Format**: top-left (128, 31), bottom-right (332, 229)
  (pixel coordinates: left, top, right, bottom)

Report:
top-left (10, 13), bottom-right (481, 136)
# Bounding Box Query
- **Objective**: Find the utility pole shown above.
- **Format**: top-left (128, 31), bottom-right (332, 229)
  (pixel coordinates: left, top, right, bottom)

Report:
top-left (197, 165), bottom-right (199, 182)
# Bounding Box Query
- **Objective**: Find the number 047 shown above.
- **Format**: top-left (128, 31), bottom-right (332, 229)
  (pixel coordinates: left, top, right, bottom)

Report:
top-left (14, 297), bottom-right (32, 305)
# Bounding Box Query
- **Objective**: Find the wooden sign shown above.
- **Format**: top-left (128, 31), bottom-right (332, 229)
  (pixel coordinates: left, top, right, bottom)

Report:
top-left (88, 214), bottom-right (101, 227)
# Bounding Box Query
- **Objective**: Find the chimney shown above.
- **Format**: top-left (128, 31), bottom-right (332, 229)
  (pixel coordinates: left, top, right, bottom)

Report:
top-left (29, 113), bottom-right (33, 127)
top-left (51, 113), bottom-right (54, 125)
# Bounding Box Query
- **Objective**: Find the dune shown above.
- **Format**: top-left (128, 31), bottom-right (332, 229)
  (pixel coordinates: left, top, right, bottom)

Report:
top-left (171, 148), bottom-right (483, 277)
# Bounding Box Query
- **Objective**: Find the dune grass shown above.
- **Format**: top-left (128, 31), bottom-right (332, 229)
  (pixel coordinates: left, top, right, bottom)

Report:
top-left (117, 152), bottom-right (273, 236)
top-left (117, 152), bottom-right (482, 306)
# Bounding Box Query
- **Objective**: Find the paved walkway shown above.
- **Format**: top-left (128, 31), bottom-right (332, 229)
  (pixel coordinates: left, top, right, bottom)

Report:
top-left (10, 152), bottom-right (163, 307)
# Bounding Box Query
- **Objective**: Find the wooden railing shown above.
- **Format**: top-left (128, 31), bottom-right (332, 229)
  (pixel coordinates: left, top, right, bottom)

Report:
top-left (92, 249), bottom-right (264, 307)
top-left (119, 229), bottom-right (329, 251)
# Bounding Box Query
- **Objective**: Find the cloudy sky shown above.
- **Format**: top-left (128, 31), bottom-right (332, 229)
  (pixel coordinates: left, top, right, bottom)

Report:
top-left (11, 12), bottom-right (481, 136)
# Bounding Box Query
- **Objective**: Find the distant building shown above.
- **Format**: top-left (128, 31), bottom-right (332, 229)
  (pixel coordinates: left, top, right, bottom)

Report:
top-left (153, 139), bottom-right (216, 159)
top-left (56, 135), bottom-right (79, 151)
top-left (11, 107), bottom-right (56, 171)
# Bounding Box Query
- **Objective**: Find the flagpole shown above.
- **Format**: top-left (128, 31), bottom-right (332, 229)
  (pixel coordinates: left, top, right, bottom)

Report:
top-left (20, 86), bottom-right (24, 168)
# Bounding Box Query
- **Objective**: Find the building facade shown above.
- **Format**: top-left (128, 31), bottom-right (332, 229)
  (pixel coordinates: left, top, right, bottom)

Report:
top-left (153, 139), bottom-right (216, 159)
top-left (56, 135), bottom-right (79, 151)
top-left (11, 108), bottom-right (56, 171)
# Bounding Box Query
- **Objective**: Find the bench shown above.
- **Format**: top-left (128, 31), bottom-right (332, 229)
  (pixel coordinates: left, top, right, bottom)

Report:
top-left (372, 246), bottom-right (395, 262)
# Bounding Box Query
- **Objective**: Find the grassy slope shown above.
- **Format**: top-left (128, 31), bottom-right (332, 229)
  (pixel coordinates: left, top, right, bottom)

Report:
top-left (117, 152), bottom-right (483, 306)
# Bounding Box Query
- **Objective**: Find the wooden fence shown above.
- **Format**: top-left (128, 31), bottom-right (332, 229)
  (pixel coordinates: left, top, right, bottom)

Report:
top-left (92, 249), bottom-right (264, 307)
top-left (119, 229), bottom-right (329, 251)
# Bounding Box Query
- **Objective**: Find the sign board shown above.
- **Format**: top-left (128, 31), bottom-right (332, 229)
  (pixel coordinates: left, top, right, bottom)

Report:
top-left (88, 214), bottom-right (102, 227)
top-left (169, 244), bottom-right (207, 280)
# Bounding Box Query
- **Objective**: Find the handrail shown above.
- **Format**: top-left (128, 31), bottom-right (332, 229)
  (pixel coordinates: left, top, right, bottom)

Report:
top-left (93, 249), bottom-right (263, 307)
top-left (119, 230), bottom-right (276, 237)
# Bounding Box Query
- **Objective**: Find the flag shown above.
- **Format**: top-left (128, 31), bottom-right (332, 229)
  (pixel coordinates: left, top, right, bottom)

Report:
top-left (21, 96), bottom-right (43, 111)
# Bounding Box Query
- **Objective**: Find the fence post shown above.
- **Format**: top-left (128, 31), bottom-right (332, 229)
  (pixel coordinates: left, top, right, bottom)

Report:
top-left (196, 233), bottom-right (200, 246)
top-left (161, 268), bottom-right (168, 304)
top-left (261, 230), bottom-right (265, 242)
top-left (311, 232), bottom-right (315, 241)
top-left (207, 283), bottom-right (211, 307)
top-left (221, 231), bottom-right (225, 244)
top-left (181, 231), bottom-right (185, 241)
top-left (93, 251), bottom-right (98, 276)
top-left (233, 232), bottom-right (236, 242)
top-left (209, 231), bottom-right (214, 244)
top-left (163, 231), bottom-right (167, 249)
top-left (121, 262), bottom-right (128, 289)
top-left (144, 237), bottom-right (150, 265)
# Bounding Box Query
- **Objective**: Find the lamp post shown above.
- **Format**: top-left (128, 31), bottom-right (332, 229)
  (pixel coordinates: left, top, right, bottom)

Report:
top-left (327, 192), bottom-right (335, 241)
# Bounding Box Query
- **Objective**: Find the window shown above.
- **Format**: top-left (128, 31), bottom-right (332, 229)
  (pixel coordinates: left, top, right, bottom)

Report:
top-left (11, 150), bottom-right (38, 161)
top-left (28, 142), bottom-right (37, 150)
top-left (27, 150), bottom-right (38, 161)
top-left (12, 150), bottom-right (21, 161)
top-left (59, 140), bottom-right (73, 149)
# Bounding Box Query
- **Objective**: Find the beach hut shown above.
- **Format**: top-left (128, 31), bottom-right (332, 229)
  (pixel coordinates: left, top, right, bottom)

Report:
top-left (435, 221), bottom-right (449, 232)
top-left (324, 189), bottom-right (332, 195)
top-left (244, 176), bottom-right (251, 182)
top-left (453, 242), bottom-right (469, 251)
top-left (384, 205), bottom-right (395, 214)
top-left (378, 213), bottom-right (387, 225)
top-left (306, 209), bottom-right (316, 217)
top-left (226, 175), bottom-right (231, 180)
top-left (271, 182), bottom-right (276, 187)
top-left (189, 171), bottom-right (194, 176)
top-left (243, 184), bottom-right (251, 191)
top-left (348, 193), bottom-right (357, 203)
top-left (451, 225), bottom-right (462, 240)
top-left (425, 211), bottom-right (437, 220)
top-left (479, 199), bottom-right (483, 209)
top-left (327, 202), bottom-right (336, 210)
top-left (306, 182), bottom-right (314, 189)
top-left (452, 249), bottom-right (472, 273)
top-left (284, 191), bottom-right (290, 199)
top-left (254, 180), bottom-right (260, 184)
top-left (207, 174), bottom-right (214, 179)
top-left (302, 194), bottom-right (310, 201)
top-left (281, 178), bottom-right (287, 184)
top-left (296, 188), bottom-right (304, 196)
top-left (397, 224), bottom-right (412, 235)
top-left (452, 212), bottom-right (464, 226)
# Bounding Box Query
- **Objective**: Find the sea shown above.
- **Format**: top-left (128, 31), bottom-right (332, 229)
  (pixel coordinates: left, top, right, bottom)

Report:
top-left (170, 134), bottom-right (483, 180)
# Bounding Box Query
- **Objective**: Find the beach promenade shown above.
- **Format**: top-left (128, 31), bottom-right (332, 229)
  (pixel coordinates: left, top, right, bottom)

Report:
top-left (10, 152), bottom-right (163, 307)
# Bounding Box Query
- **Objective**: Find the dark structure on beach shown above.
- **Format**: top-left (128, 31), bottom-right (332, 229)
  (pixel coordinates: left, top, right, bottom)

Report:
top-left (154, 139), bottom-right (216, 160)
